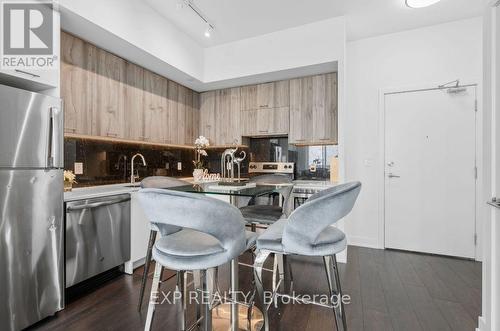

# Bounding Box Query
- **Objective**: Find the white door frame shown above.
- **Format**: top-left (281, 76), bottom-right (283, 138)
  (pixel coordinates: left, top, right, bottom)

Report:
top-left (377, 82), bottom-right (482, 260)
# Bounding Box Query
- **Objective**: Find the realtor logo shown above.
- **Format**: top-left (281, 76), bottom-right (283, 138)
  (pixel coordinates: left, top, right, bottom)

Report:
top-left (1, 1), bottom-right (56, 69)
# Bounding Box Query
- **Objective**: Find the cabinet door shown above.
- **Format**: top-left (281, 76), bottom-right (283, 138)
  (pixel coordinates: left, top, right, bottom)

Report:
top-left (289, 77), bottom-right (313, 143)
top-left (95, 50), bottom-right (126, 138)
top-left (241, 85), bottom-right (257, 111)
top-left (191, 92), bottom-right (200, 143)
top-left (199, 91), bottom-right (216, 144)
top-left (61, 33), bottom-right (92, 135)
top-left (240, 109), bottom-right (258, 136)
top-left (217, 88), bottom-right (241, 145)
top-left (143, 71), bottom-right (167, 143)
top-left (257, 82), bottom-right (274, 109)
top-left (167, 80), bottom-right (178, 144)
top-left (271, 107), bottom-right (290, 134)
top-left (215, 89), bottom-right (230, 145)
top-left (274, 80), bottom-right (289, 108)
top-left (124, 63), bottom-right (145, 141)
top-left (312, 74), bottom-right (327, 140)
top-left (227, 88), bottom-right (241, 144)
top-left (177, 85), bottom-right (194, 145)
top-left (324, 73), bottom-right (338, 143)
top-left (312, 73), bottom-right (337, 143)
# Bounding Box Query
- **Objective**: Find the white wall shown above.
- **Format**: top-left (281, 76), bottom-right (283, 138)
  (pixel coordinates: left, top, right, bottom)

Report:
top-left (345, 17), bottom-right (483, 249)
top-left (58, 0), bottom-right (204, 80)
top-left (203, 17), bottom-right (345, 83)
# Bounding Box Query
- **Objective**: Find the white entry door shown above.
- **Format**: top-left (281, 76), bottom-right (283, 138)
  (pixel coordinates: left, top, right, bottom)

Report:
top-left (384, 86), bottom-right (477, 258)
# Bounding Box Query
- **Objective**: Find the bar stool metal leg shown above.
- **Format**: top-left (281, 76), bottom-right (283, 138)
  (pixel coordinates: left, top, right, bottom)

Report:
top-left (201, 270), bottom-right (212, 331)
top-left (254, 250), bottom-right (271, 331)
top-left (176, 270), bottom-right (187, 330)
top-left (144, 262), bottom-right (163, 331)
top-left (333, 254), bottom-right (348, 331)
top-left (193, 270), bottom-right (202, 327)
top-left (324, 256), bottom-right (340, 330)
top-left (139, 230), bottom-right (157, 312)
top-left (230, 259), bottom-right (239, 331)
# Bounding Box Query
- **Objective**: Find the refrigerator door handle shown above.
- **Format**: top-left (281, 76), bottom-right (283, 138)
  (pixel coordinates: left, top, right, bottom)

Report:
top-left (48, 106), bottom-right (63, 168)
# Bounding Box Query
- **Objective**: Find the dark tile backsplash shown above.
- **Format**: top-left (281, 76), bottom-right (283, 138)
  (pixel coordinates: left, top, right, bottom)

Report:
top-left (64, 138), bottom-right (249, 187)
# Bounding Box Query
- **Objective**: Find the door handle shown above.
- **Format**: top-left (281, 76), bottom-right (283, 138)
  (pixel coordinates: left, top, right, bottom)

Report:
top-left (387, 173), bottom-right (400, 178)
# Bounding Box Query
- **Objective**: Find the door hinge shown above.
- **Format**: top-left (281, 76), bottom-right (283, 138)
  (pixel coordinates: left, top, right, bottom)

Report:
top-left (475, 99), bottom-right (478, 112)
top-left (475, 166), bottom-right (478, 179)
top-left (474, 233), bottom-right (478, 246)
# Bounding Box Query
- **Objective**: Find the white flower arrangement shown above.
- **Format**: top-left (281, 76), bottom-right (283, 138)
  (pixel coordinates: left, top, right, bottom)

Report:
top-left (64, 170), bottom-right (77, 184)
top-left (193, 136), bottom-right (210, 169)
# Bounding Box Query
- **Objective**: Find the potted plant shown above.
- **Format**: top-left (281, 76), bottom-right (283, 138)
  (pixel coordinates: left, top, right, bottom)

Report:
top-left (193, 136), bottom-right (209, 181)
top-left (64, 170), bottom-right (77, 192)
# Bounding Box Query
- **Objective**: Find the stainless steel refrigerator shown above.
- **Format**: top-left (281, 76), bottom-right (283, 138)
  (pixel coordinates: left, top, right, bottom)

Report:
top-left (0, 84), bottom-right (64, 331)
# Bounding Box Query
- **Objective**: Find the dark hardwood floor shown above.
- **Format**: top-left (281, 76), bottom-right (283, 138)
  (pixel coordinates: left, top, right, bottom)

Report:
top-left (31, 246), bottom-right (481, 331)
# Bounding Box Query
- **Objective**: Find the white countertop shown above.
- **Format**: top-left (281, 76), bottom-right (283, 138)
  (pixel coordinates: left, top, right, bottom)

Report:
top-left (64, 179), bottom-right (337, 202)
top-left (64, 183), bottom-right (140, 202)
top-left (292, 180), bottom-right (337, 188)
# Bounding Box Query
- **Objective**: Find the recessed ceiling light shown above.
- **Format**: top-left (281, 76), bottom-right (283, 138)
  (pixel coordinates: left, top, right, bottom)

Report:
top-left (204, 26), bottom-right (212, 38)
top-left (405, 0), bottom-right (441, 8)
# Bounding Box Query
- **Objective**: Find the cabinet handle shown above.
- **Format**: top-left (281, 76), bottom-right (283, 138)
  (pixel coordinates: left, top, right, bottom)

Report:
top-left (319, 138), bottom-right (331, 141)
top-left (259, 105), bottom-right (269, 108)
top-left (106, 133), bottom-right (118, 137)
top-left (259, 130), bottom-right (269, 133)
top-left (15, 69), bottom-right (40, 78)
top-left (294, 139), bottom-right (306, 141)
top-left (65, 128), bottom-right (77, 133)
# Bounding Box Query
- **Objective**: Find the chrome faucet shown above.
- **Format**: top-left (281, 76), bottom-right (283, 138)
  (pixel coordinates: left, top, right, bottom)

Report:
top-left (130, 153), bottom-right (147, 184)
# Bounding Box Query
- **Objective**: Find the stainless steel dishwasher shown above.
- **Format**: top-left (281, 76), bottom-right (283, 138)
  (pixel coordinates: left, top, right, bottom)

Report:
top-left (65, 194), bottom-right (131, 288)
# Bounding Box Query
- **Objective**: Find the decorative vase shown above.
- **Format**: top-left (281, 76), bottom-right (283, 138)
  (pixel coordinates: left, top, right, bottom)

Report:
top-left (193, 169), bottom-right (204, 182)
top-left (64, 181), bottom-right (73, 192)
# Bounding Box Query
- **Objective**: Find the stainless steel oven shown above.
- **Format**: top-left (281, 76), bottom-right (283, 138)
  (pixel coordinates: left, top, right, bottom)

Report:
top-left (65, 194), bottom-right (131, 288)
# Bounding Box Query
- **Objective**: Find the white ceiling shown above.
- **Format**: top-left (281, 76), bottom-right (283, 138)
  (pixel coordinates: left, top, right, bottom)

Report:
top-left (144, 0), bottom-right (483, 47)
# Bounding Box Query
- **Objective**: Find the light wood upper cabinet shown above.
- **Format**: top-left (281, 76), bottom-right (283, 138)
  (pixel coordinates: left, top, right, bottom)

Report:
top-left (241, 107), bottom-right (289, 136)
top-left (289, 76), bottom-right (313, 143)
top-left (274, 80), bottom-right (289, 108)
top-left (289, 73), bottom-right (337, 144)
top-left (257, 82), bottom-right (274, 109)
top-left (143, 70), bottom-right (167, 143)
top-left (61, 32), bottom-right (92, 135)
top-left (199, 88), bottom-right (241, 146)
top-left (95, 49), bottom-right (126, 138)
top-left (124, 63), bottom-right (145, 141)
top-left (241, 85), bottom-right (257, 111)
top-left (313, 73), bottom-right (337, 142)
top-left (61, 32), bottom-right (198, 147)
top-left (199, 91), bottom-right (216, 143)
top-left (239, 80), bottom-right (290, 137)
top-left (216, 88), bottom-right (241, 145)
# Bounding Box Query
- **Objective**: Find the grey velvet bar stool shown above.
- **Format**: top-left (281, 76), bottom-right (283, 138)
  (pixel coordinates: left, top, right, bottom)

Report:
top-left (137, 176), bottom-right (189, 311)
top-left (138, 188), bottom-right (258, 331)
top-left (240, 174), bottom-right (294, 230)
top-left (253, 181), bottom-right (362, 331)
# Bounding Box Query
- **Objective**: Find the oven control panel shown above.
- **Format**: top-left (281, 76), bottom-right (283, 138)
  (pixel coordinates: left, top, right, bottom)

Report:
top-left (248, 162), bottom-right (295, 174)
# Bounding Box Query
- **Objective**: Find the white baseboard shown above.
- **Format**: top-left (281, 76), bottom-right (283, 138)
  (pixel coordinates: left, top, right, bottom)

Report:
top-left (347, 235), bottom-right (381, 249)
top-left (477, 316), bottom-right (486, 331)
